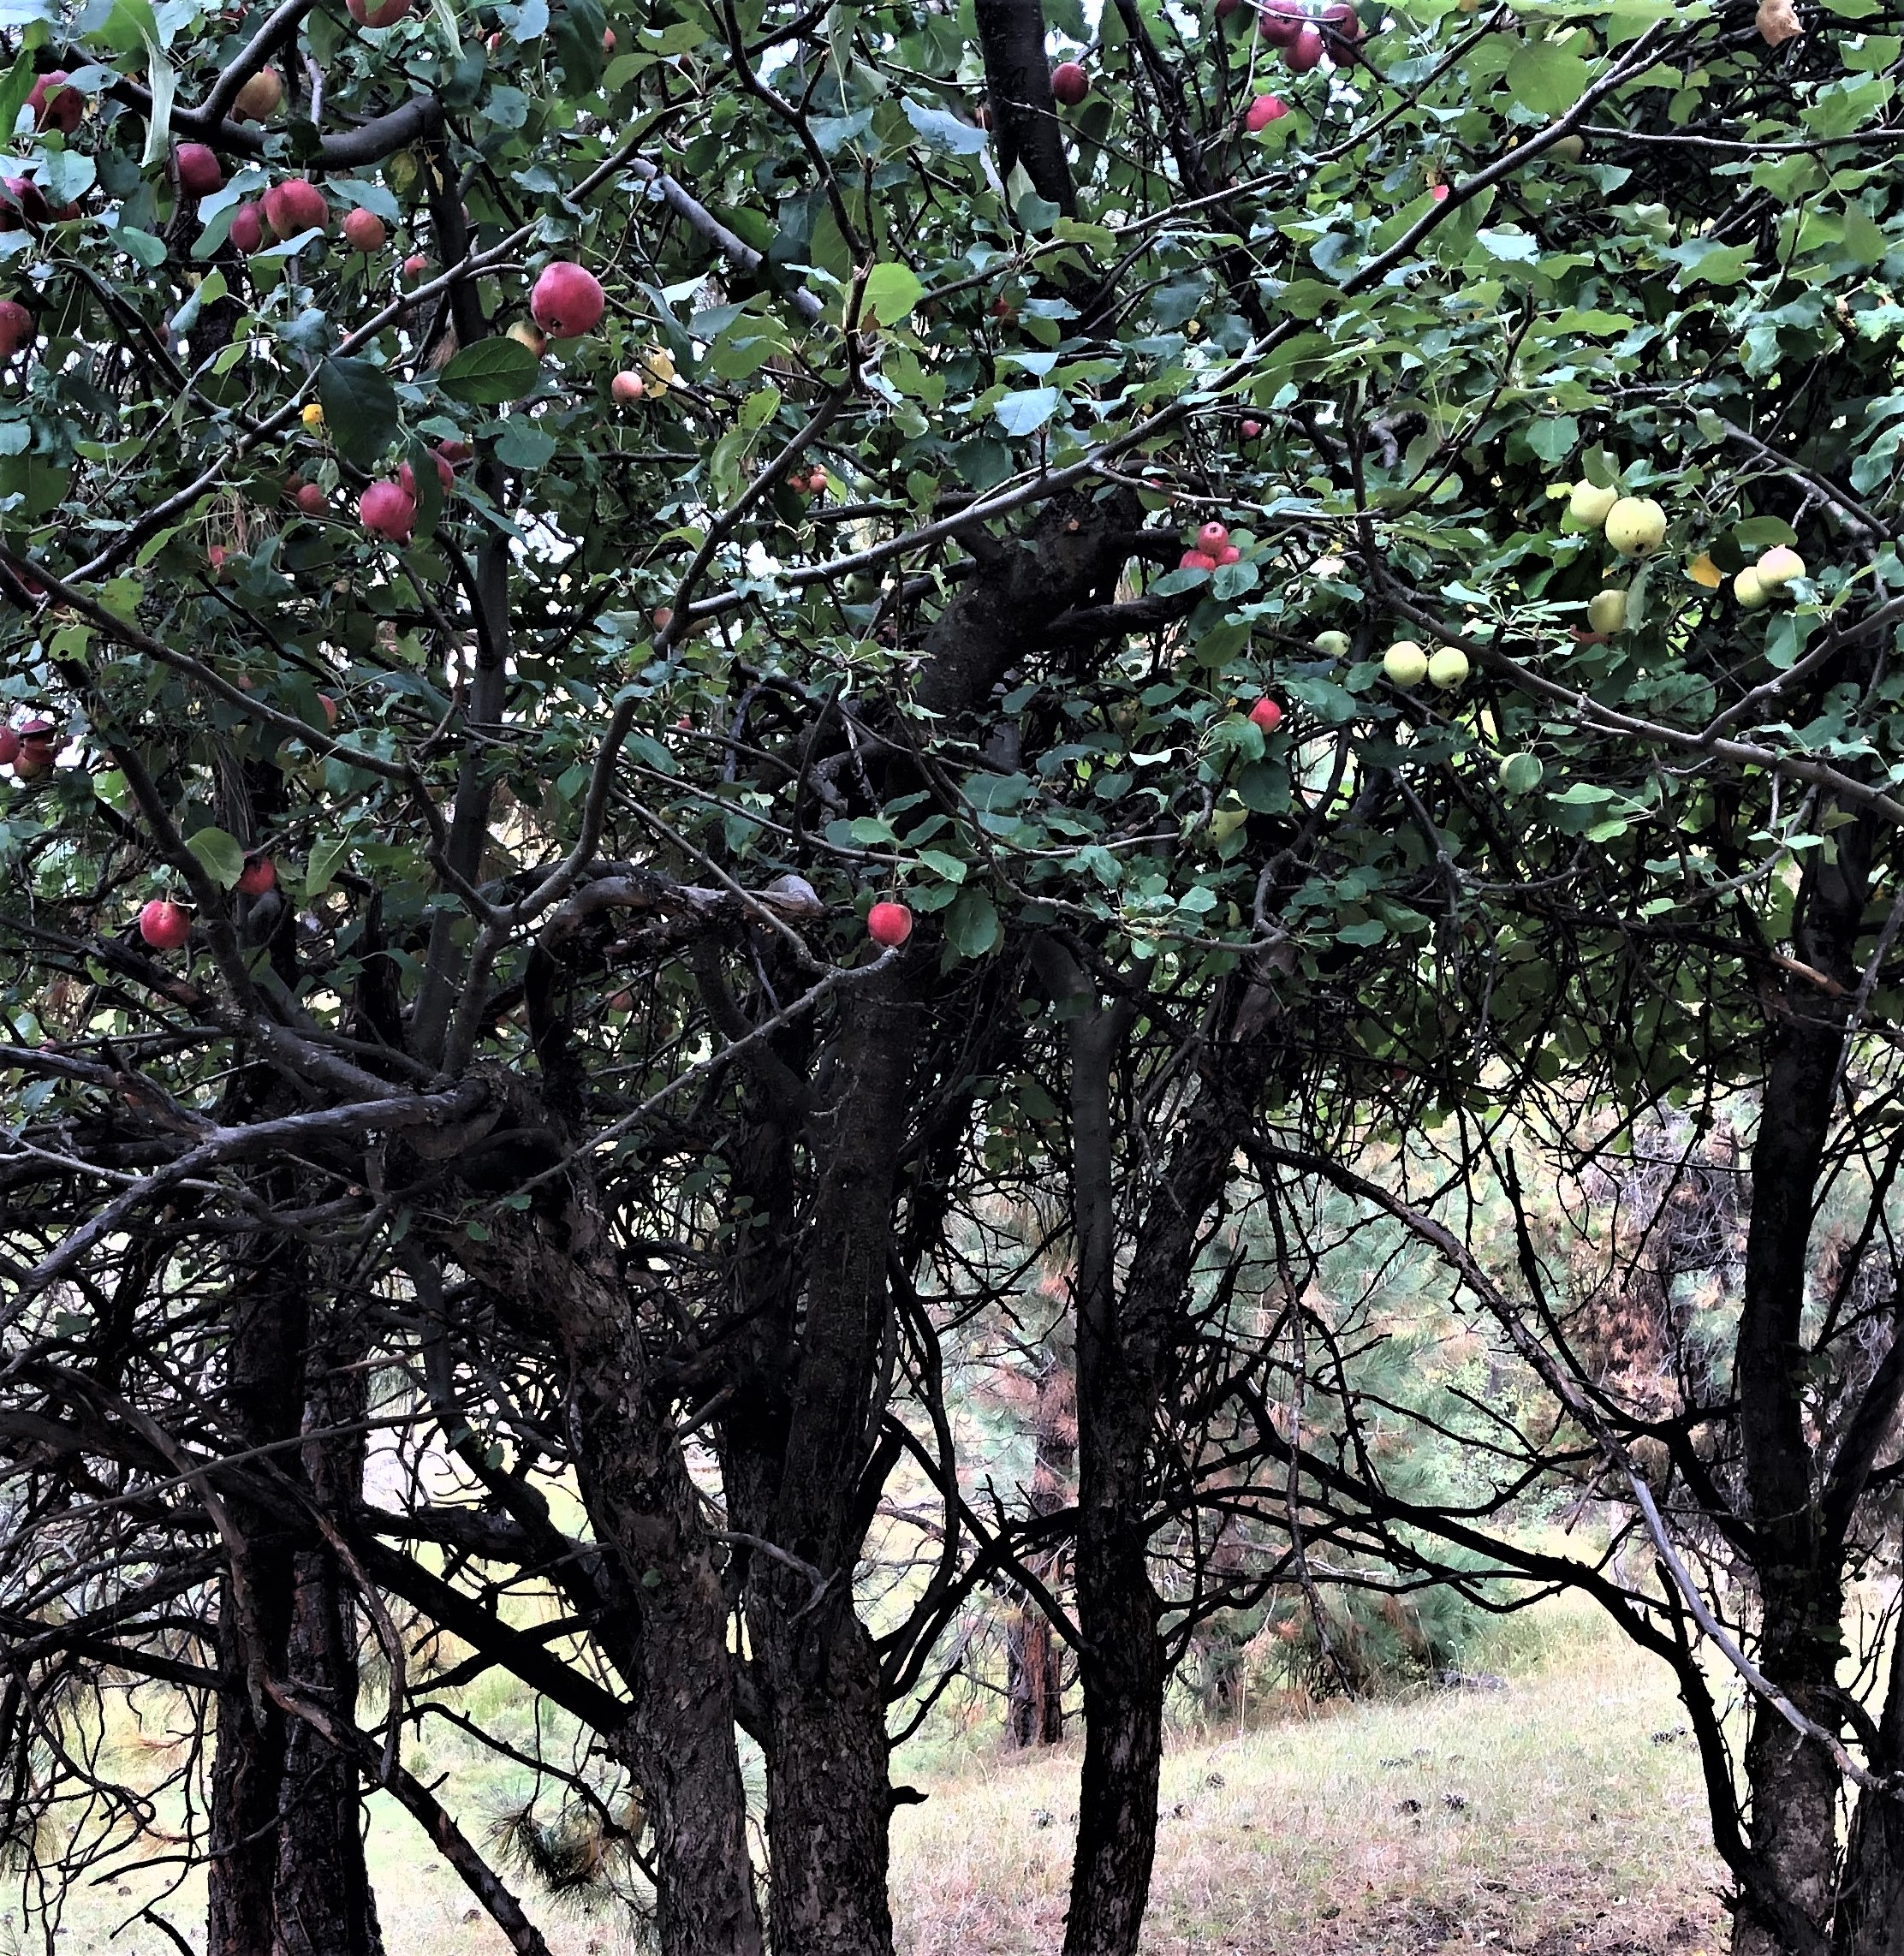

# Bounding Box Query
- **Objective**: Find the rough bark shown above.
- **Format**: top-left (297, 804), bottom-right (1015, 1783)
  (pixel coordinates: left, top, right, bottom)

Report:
top-left (508, 1187), bottom-right (765, 1956)
top-left (1008, 1352), bottom-right (1074, 1749)
top-left (973, 0), bottom-right (1077, 220)
top-left (1834, 1622), bottom-right (1904, 1956)
top-left (747, 983), bottom-right (918, 1956)
top-left (1731, 836), bottom-right (1869, 1956)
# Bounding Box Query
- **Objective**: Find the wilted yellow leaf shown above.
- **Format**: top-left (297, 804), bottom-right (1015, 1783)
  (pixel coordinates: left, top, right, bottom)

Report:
top-left (1757, 0), bottom-right (1802, 47)
top-left (1688, 552), bottom-right (1723, 589)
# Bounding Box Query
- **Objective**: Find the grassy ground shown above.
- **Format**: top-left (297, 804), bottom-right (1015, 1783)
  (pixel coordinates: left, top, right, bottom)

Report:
top-left (20, 1606), bottom-right (1725, 1956)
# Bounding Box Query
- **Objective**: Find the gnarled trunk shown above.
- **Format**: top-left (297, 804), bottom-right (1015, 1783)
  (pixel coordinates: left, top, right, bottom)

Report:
top-left (1834, 1619), bottom-right (1904, 1955)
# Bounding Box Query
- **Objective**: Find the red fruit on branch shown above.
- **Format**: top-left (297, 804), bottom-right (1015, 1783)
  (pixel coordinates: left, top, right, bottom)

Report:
top-left (437, 438), bottom-right (472, 464)
top-left (868, 901), bottom-right (913, 948)
top-left (139, 900), bottom-right (192, 951)
top-left (0, 726), bottom-right (16, 766)
top-left (1320, 2), bottom-right (1362, 41)
top-left (229, 203), bottom-right (265, 253)
top-left (530, 260), bottom-right (605, 338)
top-left (0, 300), bottom-right (33, 360)
top-left (1249, 697), bottom-right (1283, 733)
top-left (1286, 24), bottom-right (1326, 69)
top-left (1245, 93), bottom-right (1288, 131)
top-left (1258, 1), bottom-right (1305, 45)
top-left (27, 71), bottom-right (82, 134)
top-left (611, 370), bottom-right (646, 403)
top-left (234, 67), bottom-right (283, 121)
top-left (1180, 550), bottom-right (1218, 573)
top-left (359, 479), bottom-right (416, 543)
top-left (1215, 544), bottom-right (1241, 566)
top-left (1197, 520), bottom-right (1230, 554)
top-left (176, 144), bottom-right (224, 197)
top-left (1241, 419), bottom-right (1262, 439)
top-left (347, 0), bottom-right (413, 23)
top-left (342, 207), bottom-right (387, 253)
top-left (262, 178), bottom-right (328, 239)
top-left (295, 482), bottom-right (328, 515)
top-left (237, 856), bottom-right (277, 895)
top-left (399, 451), bottom-right (456, 496)
top-left (1051, 61), bottom-right (1089, 104)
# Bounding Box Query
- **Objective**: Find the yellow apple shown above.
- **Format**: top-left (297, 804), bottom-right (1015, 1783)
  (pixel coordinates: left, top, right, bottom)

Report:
top-left (1734, 567), bottom-right (1769, 610)
top-left (1427, 647), bottom-right (1469, 690)
top-left (1568, 480), bottom-right (1618, 528)
top-left (1605, 496), bottom-right (1667, 557)
top-left (1756, 544), bottom-right (1806, 587)
top-left (1384, 640), bottom-right (1429, 687)
top-left (1586, 588), bottom-right (1627, 634)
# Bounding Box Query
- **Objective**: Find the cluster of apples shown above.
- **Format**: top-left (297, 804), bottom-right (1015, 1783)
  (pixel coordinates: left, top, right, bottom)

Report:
top-left (1246, 0), bottom-right (1363, 75)
top-left (1566, 478), bottom-right (1669, 558)
top-left (1733, 544), bottom-right (1806, 610)
top-left (1181, 520), bottom-right (1242, 573)
top-left (357, 446), bottom-right (463, 544)
top-left (1384, 639), bottom-right (1469, 690)
top-left (0, 718), bottom-right (55, 779)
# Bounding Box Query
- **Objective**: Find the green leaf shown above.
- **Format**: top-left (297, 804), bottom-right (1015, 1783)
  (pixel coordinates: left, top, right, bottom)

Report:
top-left (305, 835), bottom-right (353, 896)
top-left (318, 357), bottom-right (400, 468)
top-left (863, 262), bottom-right (925, 327)
top-left (902, 96), bottom-right (989, 156)
top-left (944, 886), bottom-right (1000, 958)
top-left (438, 337), bottom-right (541, 405)
top-left (1505, 44), bottom-right (1591, 119)
top-left (994, 388), bottom-right (1062, 437)
top-left (184, 826), bottom-right (246, 889)
top-left (495, 418), bottom-right (556, 471)
top-left (1841, 200), bottom-right (1889, 266)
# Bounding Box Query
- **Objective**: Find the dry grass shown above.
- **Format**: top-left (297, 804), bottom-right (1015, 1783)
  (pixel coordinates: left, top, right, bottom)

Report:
top-left (890, 1610), bottom-right (1727, 1956)
top-left (21, 1609), bottom-right (1726, 1956)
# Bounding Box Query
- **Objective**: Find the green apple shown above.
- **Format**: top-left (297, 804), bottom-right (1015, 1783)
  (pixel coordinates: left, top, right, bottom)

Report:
top-left (1384, 639), bottom-right (1429, 687)
top-left (1427, 646), bottom-right (1469, 690)
top-left (1757, 544), bottom-right (1806, 587)
top-left (1586, 587), bottom-right (1627, 634)
top-left (1605, 496), bottom-right (1667, 557)
top-left (1313, 628), bottom-right (1351, 659)
top-left (1734, 566), bottom-right (1769, 610)
top-left (1499, 752), bottom-right (1544, 795)
top-left (1550, 134), bottom-right (1585, 163)
top-left (1568, 479), bottom-right (1619, 528)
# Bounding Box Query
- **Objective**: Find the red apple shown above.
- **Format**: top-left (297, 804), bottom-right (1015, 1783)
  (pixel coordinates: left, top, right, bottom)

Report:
top-left (530, 260), bottom-right (605, 338)
top-left (208, 544), bottom-right (228, 577)
top-left (1249, 697), bottom-right (1283, 733)
top-left (402, 253), bottom-right (432, 282)
top-left (237, 855), bottom-right (277, 895)
top-left (359, 479), bottom-right (416, 543)
top-left (508, 320), bottom-right (548, 357)
top-left (1180, 550), bottom-right (1218, 573)
top-left (868, 901), bottom-right (913, 948)
top-left (347, 0), bottom-right (413, 22)
top-left (1431, 183), bottom-right (1450, 203)
top-left (1217, 0), bottom-right (1241, 15)
top-left (398, 451), bottom-right (455, 496)
top-left (437, 437), bottom-right (472, 463)
top-left (1286, 24), bottom-right (1325, 69)
top-left (27, 71), bottom-right (82, 135)
top-left (139, 899), bottom-right (191, 950)
top-left (602, 25), bottom-right (616, 50)
top-left (295, 482), bottom-right (328, 515)
top-left (1050, 61), bottom-right (1088, 105)
top-left (11, 731), bottom-right (54, 780)
top-left (234, 66), bottom-right (283, 121)
top-left (318, 694), bottom-right (339, 728)
top-left (1320, 1), bottom-right (1361, 41)
top-left (0, 726), bottom-right (16, 766)
top-left (176, 144), bottom-right (224, 197)
top-left (229, 202), bottom-right (265, 253)
top-left (611, 369), bottom-right (646, 403)
top-left (1215, 544), bottom-right (1241, 566)
top-left (652, 606), bottom-right (674, 633)
top-left (342, 207), bottom-right (387, 253)
top-left (1241, 419), bottom-right (1262, 439)
top-left (262, 178), bottom-right (328, 239)
top-left (0, 179), bottom-right (52, 229)
top-left (1197, 520), bottom-right (1230, 554)
top-left (1245, 93), bottom-right (1288, 131)
top-left (0, 300), bottom-right (33, 360)
top-left (1258, 1), bottom-right (1305, 45)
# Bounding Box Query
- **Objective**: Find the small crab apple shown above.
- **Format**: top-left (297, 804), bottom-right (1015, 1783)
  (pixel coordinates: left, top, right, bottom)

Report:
top-left (868, 901), bottom-right (913, 948)
top-left (1215, 544), bottom-right (1241, 566)
top-left (262, 177), bottom-right (327, 239)
top-left (1285, 23), bottom-right (1325, 68)
top-left (1757, 544), bottom-right (1806, 587)
top-left (176, 144), bottom-right (224, 197)
top-left (1197, 520), bottom-right (1230, 555)
top-left (1245, 94), bottom-right (1288, 131)
top-left (1258, 0), bottom-right (1305, 45)
top-left (139, 900), bottom-right (191, 951)
top-left (342, 207), bottom-right (387, 253)
top-left (1180, 550), bottom-right (1218, 573)
top-left (347, 0), bottom-right (413, 23)
top-left (1249, 697), bottom-right (1283, 733)
top-left (530, 260), bottom-right (605, 338)
top-left (508, 320), bottom-right (548, 357)
top-left (398, 450), bottom-right (455, 497)
top-left (237, 855), bottom-right (277, 895)
top-left (612, 370), bottom-right (646, 403)
top-left (295, 481), bottom-right (327, 515)
top-left (1050, 61), bottom-right (1088, 104)
top-left (0, 726), bottom-right (16, 766)
top-left (1241, 419), bottom-right (1262, 439)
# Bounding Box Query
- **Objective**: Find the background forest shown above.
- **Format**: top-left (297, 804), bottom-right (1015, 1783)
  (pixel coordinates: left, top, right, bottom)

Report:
top-left (1, 0), bottom-right (1902, 1952)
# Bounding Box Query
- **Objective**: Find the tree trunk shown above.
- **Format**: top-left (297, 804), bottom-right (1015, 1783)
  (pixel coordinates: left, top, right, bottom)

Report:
top-left (1834, 1617), bottom-right (1904, 1955)
top-left (746, 985), bottom-right (917, 1956)
top-left (1730, 839), bottom-right (1868, 1956)
top-left (1008, 1350), bottom-right (1074, 1748)
top-left (510, 1187), bottom-right (765, 1956)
